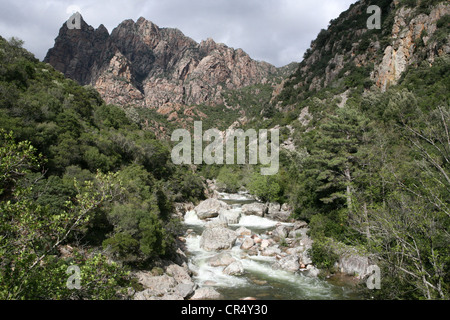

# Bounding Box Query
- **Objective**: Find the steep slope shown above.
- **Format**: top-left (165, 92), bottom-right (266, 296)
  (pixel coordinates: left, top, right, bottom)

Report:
top-left (45, 16), bottom-right (283, 115)
top-left (263, 0), bottom-right (450, 300)
top-left (1, 34), bottom-right (210, 300)
top-left (198, 0), bottom-right (449, 300)
top-left (275, 0), bottom-right (449, 108)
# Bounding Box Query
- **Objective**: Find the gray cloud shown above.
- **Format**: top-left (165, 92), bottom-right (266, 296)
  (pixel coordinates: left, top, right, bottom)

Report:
top-left (0, 0), bottom-right (357, 67)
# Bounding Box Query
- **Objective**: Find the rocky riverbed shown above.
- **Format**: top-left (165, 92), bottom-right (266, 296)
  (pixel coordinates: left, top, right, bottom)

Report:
top-left (131, 190), bottom-right (365, 300)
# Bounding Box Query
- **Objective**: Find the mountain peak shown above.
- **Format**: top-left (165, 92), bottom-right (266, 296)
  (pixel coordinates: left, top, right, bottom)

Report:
top-left (96, 24), bottom-right (109, 35)
top-left (45, 15), bottom-right (279, 112)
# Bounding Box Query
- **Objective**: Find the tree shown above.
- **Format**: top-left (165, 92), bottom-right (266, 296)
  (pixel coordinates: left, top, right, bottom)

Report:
top-left (349, 103), bottom-right (450, 300)
top-left (102, 164), bottom-right (174, 262)
top-left (0, 130), bottom-right (40, 196)
top-left (296, 106), bottom-right (370, 223)
top-left (0, 130), bottom-right (128, 299)
top-left (247, 171), bottom-right (281, 203)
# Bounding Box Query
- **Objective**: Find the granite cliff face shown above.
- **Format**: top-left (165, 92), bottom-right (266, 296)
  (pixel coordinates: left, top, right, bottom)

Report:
top-left (45, 16), bottom-right (279, 112)
top-left (275, 0), bottom-right (449, 106)
top-left (374, 2), bottom-right (450, 91)
top-left (45, 17), bottom-right (109, 85)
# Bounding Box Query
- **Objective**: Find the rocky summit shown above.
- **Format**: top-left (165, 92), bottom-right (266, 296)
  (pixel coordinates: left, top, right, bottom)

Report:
top-left (45, 15), bottom-right (281, 113)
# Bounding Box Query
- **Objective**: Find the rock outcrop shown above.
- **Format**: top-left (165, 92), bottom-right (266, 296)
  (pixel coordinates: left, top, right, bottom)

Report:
top-left (241, 203), bottom-right (266, 217)
top-left (223, 261), bottom-right (245, 276)
top-left (373, 2), bottom-right (450, 91)
top-left (45, 16), bottom-right (279, 112)
top-left (44, 18), bottom-right (110, 85)
top-left (133, 262), bottom-right (196, 300)
top-left (273, 0), bottom-right (450, 105)
top-left (207, 252), bottom-right (237, 267)
top-left (328, 240), bottom-right (375, 279)
top-left (190, 287), bottom-right (222, 300)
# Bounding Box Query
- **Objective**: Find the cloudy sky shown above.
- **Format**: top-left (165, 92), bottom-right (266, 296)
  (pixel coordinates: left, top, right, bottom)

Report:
top-left (0, 0), bottom-right (358, 67)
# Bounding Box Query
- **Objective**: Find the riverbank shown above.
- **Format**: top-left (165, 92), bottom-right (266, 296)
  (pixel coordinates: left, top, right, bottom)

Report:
top-left (129, 188), bottom-right (365, 300)
top-left (119, 165), bottom-right (381, 302)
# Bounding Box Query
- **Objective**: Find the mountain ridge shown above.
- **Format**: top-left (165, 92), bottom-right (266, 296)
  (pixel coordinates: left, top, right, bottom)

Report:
top-left (275, 0), bottom-right (449, 109)
top-left (44, 15), bottom-right (293, 114)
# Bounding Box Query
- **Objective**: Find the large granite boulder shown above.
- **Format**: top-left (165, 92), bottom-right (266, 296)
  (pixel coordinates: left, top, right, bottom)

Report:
top-left (218, 208), bottom-right (241, 224)
top-left (272, 255), bottom-right (301, 273)
top-left (200, 224), bottom-right (237, 252)
top-left (207, 252), bottom-right (237, 267)
top-left (241, 203), bottom-right (265, 217)
top-left (190, 287), bottom-right (222, 300)
top-left (195, 198), bottom-right (229, 220)
top-left (223, 261), bottom-right (245, 276)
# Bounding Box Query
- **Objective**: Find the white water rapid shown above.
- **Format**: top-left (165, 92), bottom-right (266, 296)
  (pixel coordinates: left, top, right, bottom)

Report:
top-left (183, 193), bottom-right (360, 300)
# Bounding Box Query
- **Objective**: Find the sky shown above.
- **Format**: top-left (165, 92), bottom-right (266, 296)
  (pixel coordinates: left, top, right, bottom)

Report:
top-left (0, 0), bottom-right (358, 67)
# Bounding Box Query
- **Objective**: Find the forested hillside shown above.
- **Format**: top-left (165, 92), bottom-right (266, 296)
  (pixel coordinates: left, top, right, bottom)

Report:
top-left (0, 36), bottom-right (205, 299)
top-left (209, 0), bottom-right (450, 299)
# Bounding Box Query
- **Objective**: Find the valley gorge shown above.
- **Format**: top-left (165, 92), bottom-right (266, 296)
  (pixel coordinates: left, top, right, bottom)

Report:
top-left (42, 0), bottom-right (450, 301)
top-left (1, 0), bottom-right (449, 302)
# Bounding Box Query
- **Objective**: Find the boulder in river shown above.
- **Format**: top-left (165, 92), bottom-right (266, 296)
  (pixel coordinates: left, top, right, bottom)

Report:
top-left (165, 263), bottom-right (192, 285)
top-left (200, 225), bottom-right (237, 252)
top-left (190, 287), bottom-right (223, 300)
top-left (288, 221), bottom-right (309, 238)
top-left (133, 263), bottom-right (196, 300)
top-left (219, 208), bottom-right (241, 225)
top-left (304, 265), bottom-right (320, 278)
top-left (252, 235), bottom-right (262, 244)
top-left (261, 245), bottom-right (282, 257)
top-left (272, 255), bottom-right (301, 273)
top-left (272, 224), bottom-right (293, 240)
top-left (261, 239), bottom-right (271, 249)
top-left (207, 252), bottom-right (237, 267)
top-left (240, 237), bottom-right (255, 250)
top-left (266, 202), bottom-right (293, 222)
top-left (235, 226), bottom-right (252, 236)
top-left (173, 282), bottom-right (196, 299)
top-left (133, 273), bottom-right (181, 300)
top-left (300, 250), bottom-right (313, 265)
top-left (267, 203), bottom-right (281, 213)
top-left (223, 261), bottom-right (245, 276)
top-left (241, 203), bottom-right (266, 217)
top-left (195, 198), bottom-right (229, 220)
top-left (134, 289), bottom-right (184, 300)
top-left (293, 220), bottom-right (308, 229)
top-left (135, 273), bottom-right (177, 295)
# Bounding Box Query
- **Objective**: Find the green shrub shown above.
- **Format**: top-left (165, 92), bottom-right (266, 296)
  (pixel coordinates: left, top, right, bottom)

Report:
top-left (216, 166), bottom-right (243, 193)
top-left (247, 171), bottom-right (281, 203)
top-left (309, 237), bottom-right (339, 270)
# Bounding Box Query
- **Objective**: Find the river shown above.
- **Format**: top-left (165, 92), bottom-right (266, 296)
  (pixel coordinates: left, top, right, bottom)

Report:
top-left (183, 192), bottom-right (361, 300)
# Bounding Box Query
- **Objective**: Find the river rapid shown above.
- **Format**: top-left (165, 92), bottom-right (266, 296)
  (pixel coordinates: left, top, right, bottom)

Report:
top-left (183, 192), bottom-right (361, 300)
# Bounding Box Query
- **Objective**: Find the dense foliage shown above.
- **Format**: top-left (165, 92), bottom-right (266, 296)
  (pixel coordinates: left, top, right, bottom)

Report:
top-left (0, 36), bottom-right (205, 299)
top-left (271, 54), bottom-right (450, 299)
